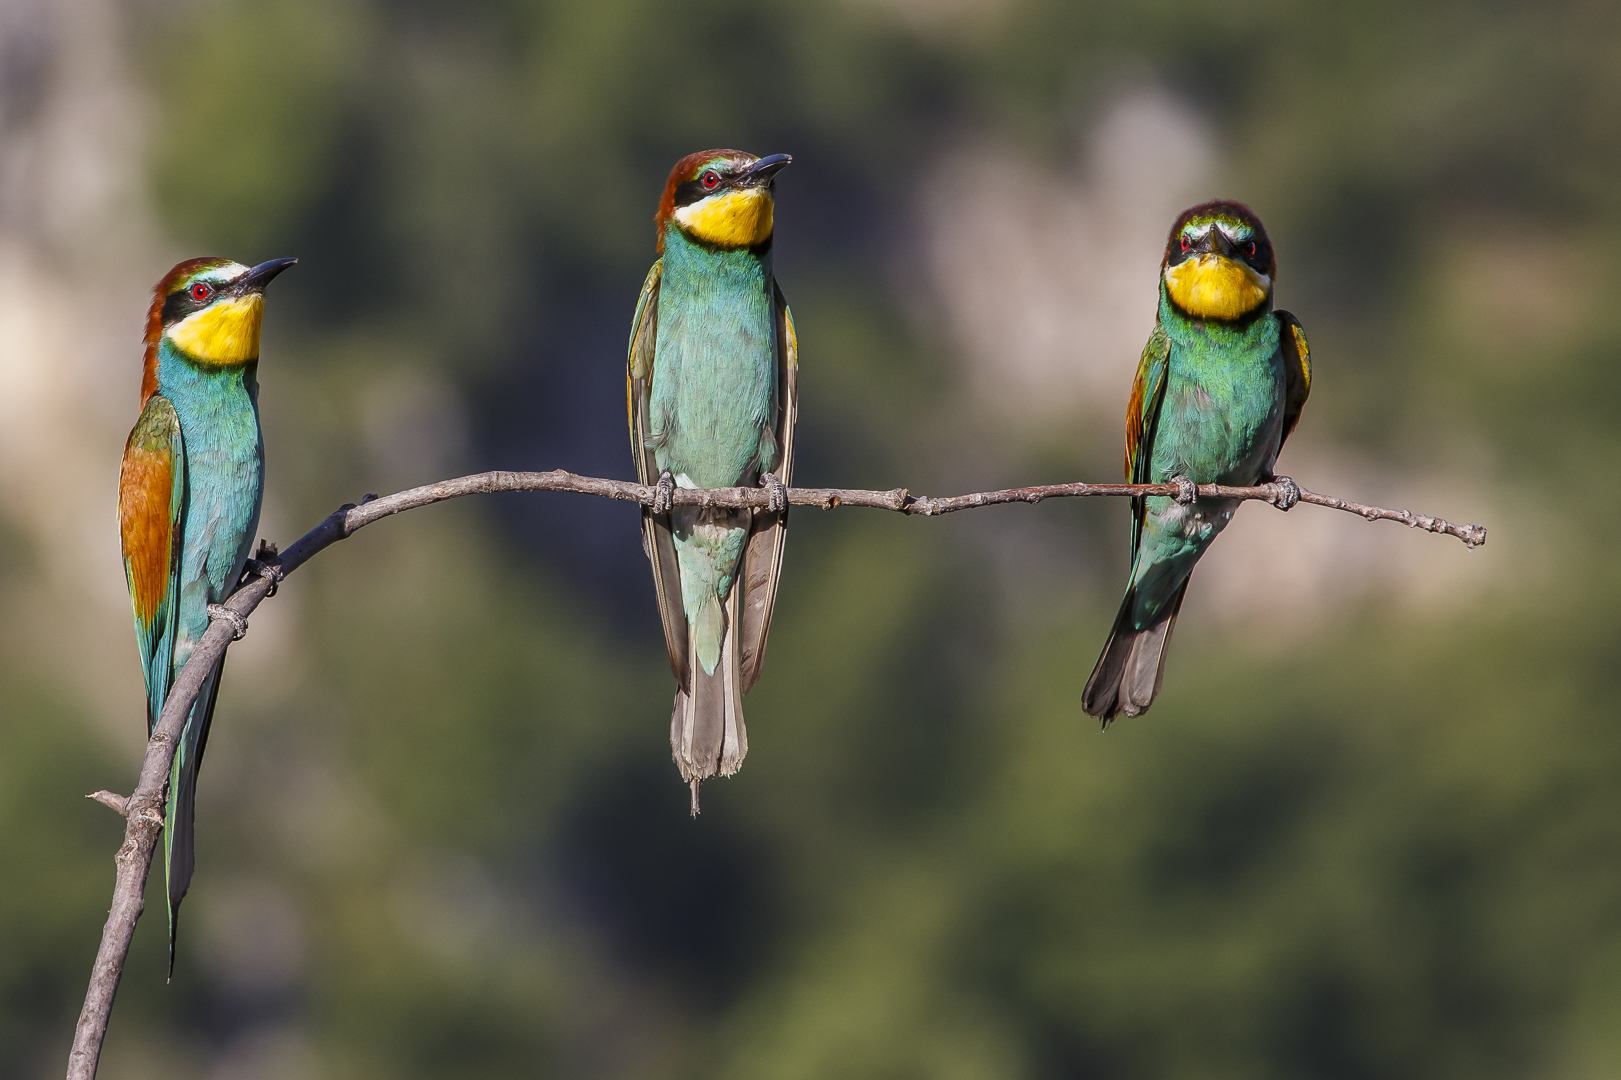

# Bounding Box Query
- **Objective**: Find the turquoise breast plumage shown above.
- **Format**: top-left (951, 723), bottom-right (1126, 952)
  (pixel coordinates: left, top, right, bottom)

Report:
top-left (118, 255), bottom-right (295, 971)
top-left (627, 149), bottom-right (797, 813)
top-left (1083, 201), bottom-right (1310, 723)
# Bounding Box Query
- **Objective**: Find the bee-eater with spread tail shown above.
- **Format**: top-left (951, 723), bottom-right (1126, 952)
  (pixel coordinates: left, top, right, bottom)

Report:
top-left (1083, 201), bottom-right (1309, 724)
top-left (119, 255), bottom-right (295, 970)
top-left (627, 149), bottom-right (797, 813)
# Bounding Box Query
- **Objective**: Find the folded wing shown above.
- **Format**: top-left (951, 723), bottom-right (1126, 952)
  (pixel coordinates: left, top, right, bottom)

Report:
top-left (627, 261), bottom-right (689, 687)
top-left (118, 393), bottom-right (186, 731)
top-left (1125, 325), bottom-right (1172, 558)
top-left (1274, 310), bottom-right (1311, 454)
top-left (737, 285), bottom-right (798, 692)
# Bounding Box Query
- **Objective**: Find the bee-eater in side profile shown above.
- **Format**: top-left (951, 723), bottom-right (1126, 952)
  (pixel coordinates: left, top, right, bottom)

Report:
top-left (1082, 201), bottom-right (1309, 724)
top-left (119, 255), bottom-right (295, 970)
top-left (627, 149), bottom-right (797, 813)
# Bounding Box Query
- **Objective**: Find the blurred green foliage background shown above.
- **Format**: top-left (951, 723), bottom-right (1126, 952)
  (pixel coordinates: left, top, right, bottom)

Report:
top-left (1, 0), bottom-right (1617, 1076)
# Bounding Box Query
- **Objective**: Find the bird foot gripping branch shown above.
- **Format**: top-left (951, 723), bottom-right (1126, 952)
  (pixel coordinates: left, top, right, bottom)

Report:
top-left (652, 470), bottom-right (675, 515)
top-left (73, 463), bottom-right (1486, 1080)
top-left (74, 181), bottom-right (1492, 1080)
top-left (205, 604), bottom-right (249, 641)
top-left (1269, 475), bottom-right (1301, 511)
top-left (245, 540), bottom-right (284, 596)
top-left (1085, 201), bottom-right (1317, 728)
top-left (760, 471), bottom-right (787, 513)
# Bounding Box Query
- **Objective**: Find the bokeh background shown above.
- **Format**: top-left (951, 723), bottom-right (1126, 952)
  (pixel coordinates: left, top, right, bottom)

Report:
top-left (0, 0), bottom-right (1613, 1076)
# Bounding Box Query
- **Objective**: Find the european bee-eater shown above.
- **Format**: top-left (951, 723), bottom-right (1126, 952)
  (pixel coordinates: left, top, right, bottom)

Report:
top-left (627, 149), bottom-right (797, 812)
top-left (118, 255), bottom-right (295, 969)
top-left (1082, 201), bottom-right (1309, 723)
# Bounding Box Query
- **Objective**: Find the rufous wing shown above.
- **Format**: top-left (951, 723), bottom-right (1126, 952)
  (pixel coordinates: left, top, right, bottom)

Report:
top-left (118, 393), bottom-right (186, 732)
top-left (1124, 324), bottom-right (1172, 561)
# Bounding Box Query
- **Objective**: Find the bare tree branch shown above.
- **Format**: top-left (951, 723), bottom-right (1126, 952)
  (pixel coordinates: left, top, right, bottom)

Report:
top-left (329, 469), bottom-right (1490, 546)
top-left (66, 506), bottom-right (347, 1080)
top-left (66, 468), bottom-right (1483, 1077)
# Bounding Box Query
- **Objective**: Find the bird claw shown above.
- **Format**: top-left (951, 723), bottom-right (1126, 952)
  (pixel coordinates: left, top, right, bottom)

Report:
top-left (1269, 474), bottom-right (1300, 511)
top-left (245, 556), bottom-right (285, 596)
top-left (652, 471), bottom-right (675, 515)
top-left (1170, 474), bottom-right (1197, 505)
top-left (759, 471), bottom-right (787, 513)
top-left (206, 603), bottom-right (249, 641)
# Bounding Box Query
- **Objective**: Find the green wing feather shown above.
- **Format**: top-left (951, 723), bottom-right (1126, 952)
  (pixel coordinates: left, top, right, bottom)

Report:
top-left (119, 393), bottom-right (209, 974)
top-left (1124, 324), bottom-right (1172, 560)
top-left (1274, 310), bottom-right (1311, 454)
top-left (627, 260), bottom-right (690, 687)
top-left (118, 394), bottom-right (186, 731)
top-left (738, 285), bottom-right (798, 692)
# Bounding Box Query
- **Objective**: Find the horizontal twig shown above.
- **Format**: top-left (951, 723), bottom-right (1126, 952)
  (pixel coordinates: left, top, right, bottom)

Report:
top-left (68, 466), bottom-right (1483, 1078)
top-left (340, 469), bottom-right (1488, 547)
top-left (1289, 487), bottom-right (1487, 547)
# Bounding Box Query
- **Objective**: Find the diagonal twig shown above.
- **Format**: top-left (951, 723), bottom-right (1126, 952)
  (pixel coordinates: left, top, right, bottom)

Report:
top-left (66, 468), bottom-right (1483, 1078)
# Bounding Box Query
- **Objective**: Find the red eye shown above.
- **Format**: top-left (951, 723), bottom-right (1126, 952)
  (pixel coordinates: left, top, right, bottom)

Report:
top-left (1179, 236), bottom-right (1190, 252)
top-left (1247, 241), bottom-right (1257, 258)
top-left (190, 282), bottom-right (212, 302)
top-left (701, 171), bottom-right (720, 190)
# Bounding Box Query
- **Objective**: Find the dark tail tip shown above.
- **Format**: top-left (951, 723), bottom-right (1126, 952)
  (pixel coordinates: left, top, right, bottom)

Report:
top-left (1083, 580), bottom-right (1186, 724)
top-left (167, 907), bottom-right (182, 981)
top-left (1083, 598), bottom-right (1134, 724)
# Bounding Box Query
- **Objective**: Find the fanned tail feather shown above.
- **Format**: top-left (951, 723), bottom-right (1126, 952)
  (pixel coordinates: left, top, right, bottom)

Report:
top-left (1082, 578), bottom-right (1189, 726)
top-left (670, 584), bottom-right (747, 815)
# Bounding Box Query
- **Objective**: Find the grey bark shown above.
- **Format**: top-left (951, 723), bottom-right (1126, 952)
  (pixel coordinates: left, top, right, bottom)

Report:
top-left (66, 469), bottom-right (1483, 1078)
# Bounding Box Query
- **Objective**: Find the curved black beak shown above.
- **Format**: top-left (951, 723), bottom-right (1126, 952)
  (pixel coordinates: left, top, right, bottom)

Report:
top-left (238, 257), bottom-right (298, 294)
top-left (739, 153), bottom-right (792, 186)
top-left (1206, 227), bottom-right (1236, 258)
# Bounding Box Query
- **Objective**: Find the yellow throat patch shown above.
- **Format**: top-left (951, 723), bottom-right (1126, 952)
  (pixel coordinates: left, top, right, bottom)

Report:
top-left (165, 294), bottom-right (265, 365)
top-left (673, 187), bottom-right (774, 248)
top-left (1163, 255), bottom-right (1270, 320)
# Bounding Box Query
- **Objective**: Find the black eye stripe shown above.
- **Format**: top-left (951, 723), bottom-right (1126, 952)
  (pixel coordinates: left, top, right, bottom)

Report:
top-left (672, 177), bottom-right (714, 206)
top-left (160, 279), bottom-right (227, 324)
top-left (670, 160), bottom-right (767, 208)
top-left (1168, 227), bottom-right (1270, 273)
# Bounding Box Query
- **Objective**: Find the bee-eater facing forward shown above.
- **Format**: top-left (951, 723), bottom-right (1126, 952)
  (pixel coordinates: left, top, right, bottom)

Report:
top-left (119, 255), bottom-right (295, 970)
top-left (1082, 201), bottom-right (1310, 724)
top-left (627, 149), bottom-right (797, 813)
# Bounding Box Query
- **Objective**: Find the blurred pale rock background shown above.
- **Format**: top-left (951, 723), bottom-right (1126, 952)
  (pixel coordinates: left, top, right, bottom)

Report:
top-left (0, 0), bottom-right (1601, 1078)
